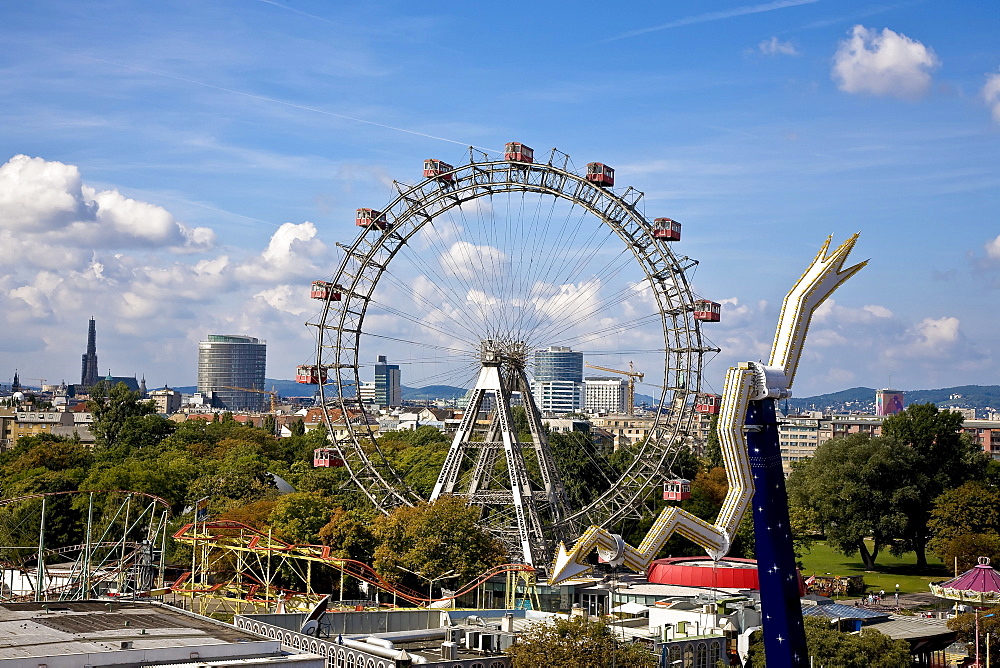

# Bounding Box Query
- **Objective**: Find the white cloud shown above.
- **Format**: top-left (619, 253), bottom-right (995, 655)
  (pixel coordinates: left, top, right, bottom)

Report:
top-left (983, 73), bottom-right (1000, 123)
top-left (235, 222), bottom-right (327, 282)
top-left (0, 154), bottom-right (215, 251)
top-left (986, 234), bottom-right (1000, 260)
top-left (814, 298), bottom-right (894, 324)
top-left (0, 155), bottom-right (92, 230)
top-left (531, 279), bottom-right (601, 321)
top-left (912, 316), bottom-right (959, 348)
top-left (438, 241), bottom-right (507, 280)
top-left (759, 37), bottom-right (798, 56)
top-left (254, 285), bottom-right (311, 316)
top-left (832, 25), bottom-right (939, 100)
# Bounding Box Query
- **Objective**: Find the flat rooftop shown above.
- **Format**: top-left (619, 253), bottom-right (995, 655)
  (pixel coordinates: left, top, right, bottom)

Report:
top-left (0, 600), bottom-right (281, 665)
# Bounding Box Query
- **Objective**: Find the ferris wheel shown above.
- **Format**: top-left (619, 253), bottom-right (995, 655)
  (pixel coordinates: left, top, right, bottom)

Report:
top-left (304, 144), bottom-right (720, 568)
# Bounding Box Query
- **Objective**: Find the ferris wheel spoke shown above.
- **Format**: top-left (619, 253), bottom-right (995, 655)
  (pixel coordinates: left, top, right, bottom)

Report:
top-left (405, 213), bottom-right (506, 333)
top-left (367, 298), bottom-right (483, 347)
top-left (387, 246), bottom-right (496, 341)
top-left (317, 151), bottom-right (711, 562)
top-left (524, 257), bottom-right (640, 346)
top-left (359, 331), bottom-right (477, 358)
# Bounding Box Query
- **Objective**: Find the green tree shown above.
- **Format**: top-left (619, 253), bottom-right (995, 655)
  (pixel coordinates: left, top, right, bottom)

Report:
top-left (948, 605), bottom-right (1000, 660)
top-left (928, 481), bottom-right (1000, 561)
top-left (4, 434), bottom-right (92, 475)
top-left (372, 496), bottom-right (507, 590)
top-left (507, 615), bottom-right (656, 668)
top-left (704, 414), bottom-right (723, 469)
top-left (318, 507), bottom-right (378, 562)
top-left (267, 492), bottom-right (337, 544)
top-left (186, 447), bottom-right (277, 510)
top-left (261, 413), bottom-right (277, 435)
top-left (935, 533), bottom-right (1000, 574)
top-left (747, 616), bottom-right (912, 668)
top-left (786, 434), bottom-right (918, 569)
top-left (88, 382), bottom-right (158, 453)
top-left (882, 403), bottom-right (988, 567)
top-left (378, 426), bottom-right (451, 497)
top-left (548, 430), bottom-right (615, 509)
top-left (80, 451), bottom-right (201, 514)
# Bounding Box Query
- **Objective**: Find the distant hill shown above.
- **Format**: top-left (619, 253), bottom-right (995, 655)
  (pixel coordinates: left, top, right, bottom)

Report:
top-left (171, 378), bottom-right (320, 398)
top-left (164, 381), bottom-right (1000, 414)
top-left (788, 385), bottom-right (1000, 413)
top-left (402, 384), bottom-right (467, 401)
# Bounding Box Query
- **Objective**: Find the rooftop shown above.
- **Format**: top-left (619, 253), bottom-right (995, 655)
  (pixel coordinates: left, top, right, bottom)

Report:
top-left (0, 600), bottom-right (286, 666)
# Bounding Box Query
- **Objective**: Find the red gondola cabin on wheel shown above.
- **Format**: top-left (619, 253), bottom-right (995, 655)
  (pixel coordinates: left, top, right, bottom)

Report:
top-left (653, 218), bottom-right (682, 241)
top-left (504, 142), bottom-right (534, 164)
top-left (423, 159), bottom-right (455, 182)
top-left (356, 208), bottom-right (387, 229)
top-left (313, 447), bottom-right (344, 468)
top-left (311, 281), bottom-right (341, 301)
top-left (586, 162), bottom-right (615, 187)
top-left (693, 300), bottom-right (721, 322)
top-left (695, 393), bottom-right (722, 415)
top-left (664, 479), bottom-right (691, 501)
top-left (296, 365), bottom-right (326, 385)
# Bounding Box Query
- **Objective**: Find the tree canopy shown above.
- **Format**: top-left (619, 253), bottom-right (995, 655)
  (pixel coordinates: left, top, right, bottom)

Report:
top-left (880, 403), bottom-right (987, 566)
top-left (786, 433), bottom-right (919, 569)
top-left (747, 616), bottom-right (912, 668)
top-left (372, 495), bottom-right (507, 591)
top-left (786, 403), bottom-right (987, 570)
top-left (507, 615), bottom-right (656, 668)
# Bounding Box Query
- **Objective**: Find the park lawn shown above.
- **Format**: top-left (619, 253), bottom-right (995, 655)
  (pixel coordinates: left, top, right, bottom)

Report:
top-left (798, 539), bottom-right (952, 597)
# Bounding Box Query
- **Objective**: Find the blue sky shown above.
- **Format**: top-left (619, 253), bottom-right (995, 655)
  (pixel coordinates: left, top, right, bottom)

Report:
top-left (1, 0), bottom-right (998, 398)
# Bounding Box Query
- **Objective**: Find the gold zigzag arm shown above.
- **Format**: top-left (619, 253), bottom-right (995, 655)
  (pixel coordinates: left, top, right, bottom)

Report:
top-left (549, 235), bottom-right (865, 584)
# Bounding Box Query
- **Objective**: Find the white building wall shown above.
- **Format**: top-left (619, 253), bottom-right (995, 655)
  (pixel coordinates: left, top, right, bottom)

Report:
top-left (584, 377), bottom-right (626, 414)
top-left (532, 380), bottom-right (584, 416)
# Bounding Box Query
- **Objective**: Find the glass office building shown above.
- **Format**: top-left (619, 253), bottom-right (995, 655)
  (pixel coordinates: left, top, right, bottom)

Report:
top-left (532, 346), bottom-right (584, 416)
top-left (197, 334), bottom-right (267, 411)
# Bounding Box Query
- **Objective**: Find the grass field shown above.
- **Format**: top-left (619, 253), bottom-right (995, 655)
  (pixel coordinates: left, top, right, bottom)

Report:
top-left (798, 540), bottom-right (953, 597)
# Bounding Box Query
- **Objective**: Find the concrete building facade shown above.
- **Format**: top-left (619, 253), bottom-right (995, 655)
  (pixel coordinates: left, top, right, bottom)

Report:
top-left (584, 376), bottom-right (626, 414)
top-left (149, 387), bottom-right (182, 414)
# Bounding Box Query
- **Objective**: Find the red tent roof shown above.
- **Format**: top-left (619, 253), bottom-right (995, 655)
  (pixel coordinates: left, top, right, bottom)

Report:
top-left (938, 557), bottom-right (1000, 593)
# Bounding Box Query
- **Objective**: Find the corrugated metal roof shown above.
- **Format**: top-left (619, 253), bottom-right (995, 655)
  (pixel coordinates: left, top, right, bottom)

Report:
top-left (800, 602), bottom-right (889, 620)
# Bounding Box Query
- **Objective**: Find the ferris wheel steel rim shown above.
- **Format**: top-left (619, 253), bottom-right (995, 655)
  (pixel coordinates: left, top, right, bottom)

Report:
top-left (312, 149), bottom-right (716, 532)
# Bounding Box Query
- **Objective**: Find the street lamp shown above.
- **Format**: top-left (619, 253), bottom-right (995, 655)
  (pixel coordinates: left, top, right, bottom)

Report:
top-left (396, 566), bottom-right (458, 604)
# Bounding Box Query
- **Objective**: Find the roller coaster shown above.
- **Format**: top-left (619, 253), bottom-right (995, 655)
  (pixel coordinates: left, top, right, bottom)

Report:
top-left (170, 519), bottom-right (537, 615)
top-left (0, 490), bottom-right (170, 602)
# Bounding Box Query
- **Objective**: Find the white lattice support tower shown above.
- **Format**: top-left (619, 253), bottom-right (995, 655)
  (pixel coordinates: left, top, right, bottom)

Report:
top-left (430, 342), bottom-right (554, 565)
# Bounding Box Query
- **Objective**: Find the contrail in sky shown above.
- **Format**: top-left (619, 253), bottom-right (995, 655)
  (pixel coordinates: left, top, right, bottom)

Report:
top-left (71, 52), bottom-right (496, 153)
top-left (605, 0), bottom-right (822, 41)
top-left (256, 0), bottom-right (339, 26)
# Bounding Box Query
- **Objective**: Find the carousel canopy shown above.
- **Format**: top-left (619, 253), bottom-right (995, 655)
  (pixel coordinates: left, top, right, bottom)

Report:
top-left (930, 557), bottom-right (1000, 605)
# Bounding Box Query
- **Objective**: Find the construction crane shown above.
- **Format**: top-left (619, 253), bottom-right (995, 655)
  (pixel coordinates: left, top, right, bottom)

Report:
top-left (584, 362), bottom-right (643, 414)
top-left (22, 378), bottom-right (47, 390)
top-left (222, 386), bottom-right (279, 414)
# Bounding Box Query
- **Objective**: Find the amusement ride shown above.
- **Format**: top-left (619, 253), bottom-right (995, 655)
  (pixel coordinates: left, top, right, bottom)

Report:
top-left (303, 143), bottom-right (722, 570)
top-left (1, 144), bottom-right (867, 665)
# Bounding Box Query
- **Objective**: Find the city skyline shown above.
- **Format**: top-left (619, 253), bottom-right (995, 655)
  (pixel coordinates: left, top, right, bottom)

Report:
top-left (1, 1), bottom-right (998, 397)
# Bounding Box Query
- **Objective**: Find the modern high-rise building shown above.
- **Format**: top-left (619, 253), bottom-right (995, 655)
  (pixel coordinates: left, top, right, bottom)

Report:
top-left (197, 335), bottom-right (267, 411)
top-left (532, 346), bottom-right (584, 416)
top-left (374, 355), bottom-right (401, 408)
top-left (584, 376), bottom-right (627, 414)
top-left (80, 318), bottom-right (98, 388)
